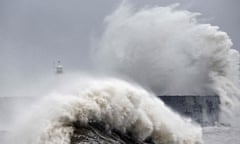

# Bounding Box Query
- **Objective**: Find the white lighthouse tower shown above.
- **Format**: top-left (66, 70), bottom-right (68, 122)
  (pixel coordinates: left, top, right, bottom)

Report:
top-left (56, 60), bottom-right (63, 74)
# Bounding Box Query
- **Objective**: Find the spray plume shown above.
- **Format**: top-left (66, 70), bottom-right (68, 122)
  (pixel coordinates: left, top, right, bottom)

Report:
top-left (95, 3), bottom-right (240, 112)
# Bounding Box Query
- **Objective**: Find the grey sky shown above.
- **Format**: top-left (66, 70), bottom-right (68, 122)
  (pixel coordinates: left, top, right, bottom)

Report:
top-left (0, 0), bottom-right (240, 95)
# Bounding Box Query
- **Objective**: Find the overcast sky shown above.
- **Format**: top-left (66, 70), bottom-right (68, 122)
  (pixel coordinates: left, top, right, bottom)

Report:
top-left (0, 0), bottom-right (240, 95)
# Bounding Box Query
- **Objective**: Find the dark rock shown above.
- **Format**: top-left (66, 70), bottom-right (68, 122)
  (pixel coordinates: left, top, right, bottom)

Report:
top-left (71, 121), bottom-right (154, 144)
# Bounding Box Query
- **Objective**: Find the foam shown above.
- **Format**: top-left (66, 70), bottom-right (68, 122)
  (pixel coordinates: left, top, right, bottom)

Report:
top-left (7, 77), bottom-right (202, 144)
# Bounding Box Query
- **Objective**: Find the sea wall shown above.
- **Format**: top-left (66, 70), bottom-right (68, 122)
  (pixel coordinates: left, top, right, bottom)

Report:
top-left (159, 96), bottom-right (220, 126)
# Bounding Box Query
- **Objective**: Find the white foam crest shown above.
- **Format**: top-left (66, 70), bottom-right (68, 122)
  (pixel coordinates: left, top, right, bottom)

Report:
top-left (8, 77), bottom-right (202, 144)
top-left (95, 3), bottom-right (240, 112)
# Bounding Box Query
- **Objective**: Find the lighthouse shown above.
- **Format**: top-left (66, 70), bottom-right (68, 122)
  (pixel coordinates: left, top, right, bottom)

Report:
top-left (56, 60), bottom-right (63, 74)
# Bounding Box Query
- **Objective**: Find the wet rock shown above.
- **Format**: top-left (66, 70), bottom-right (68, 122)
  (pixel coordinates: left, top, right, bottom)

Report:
top-left (71, 121), bottom-right (153, 144)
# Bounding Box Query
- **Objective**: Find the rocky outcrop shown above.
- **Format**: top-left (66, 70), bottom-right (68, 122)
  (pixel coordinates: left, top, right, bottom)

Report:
top-left (71, 121), bottom-right (153, 144)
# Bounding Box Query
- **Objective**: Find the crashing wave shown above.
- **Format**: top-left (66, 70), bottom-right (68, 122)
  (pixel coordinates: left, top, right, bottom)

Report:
top-left (8, 77), bottom-right (202, 144)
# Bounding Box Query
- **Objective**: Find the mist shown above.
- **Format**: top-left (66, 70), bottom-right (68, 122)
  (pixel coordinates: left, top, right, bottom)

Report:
top-left (1, 0), bottom-right (240, 97)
